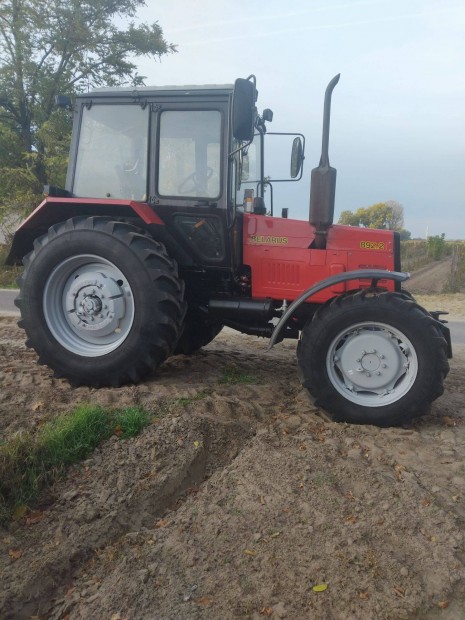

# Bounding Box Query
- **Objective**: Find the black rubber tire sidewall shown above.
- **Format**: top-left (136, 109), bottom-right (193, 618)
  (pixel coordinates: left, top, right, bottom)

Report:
top-left (18, 218), bottom-right (184, 386)
top-left (297, 292), bottom-right (448, 426)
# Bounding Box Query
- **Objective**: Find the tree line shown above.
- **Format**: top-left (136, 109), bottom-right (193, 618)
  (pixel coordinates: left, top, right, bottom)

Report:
top-left (338, 201), bottom-right (411, 240)
top-left (0, 0), bottom-right (175, 241)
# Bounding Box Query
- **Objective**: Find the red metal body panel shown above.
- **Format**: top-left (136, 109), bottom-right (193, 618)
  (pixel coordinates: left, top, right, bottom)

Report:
top-left (16, 197), bottom-right (164, 231)
top-left (243, 214), bottom-right (396, 302)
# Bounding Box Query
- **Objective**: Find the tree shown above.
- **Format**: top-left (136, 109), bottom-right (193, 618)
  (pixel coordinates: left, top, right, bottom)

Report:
top-left (0, 0), bottom-right (176, 197)
top-left (337, 200), bottom-right (405, 232)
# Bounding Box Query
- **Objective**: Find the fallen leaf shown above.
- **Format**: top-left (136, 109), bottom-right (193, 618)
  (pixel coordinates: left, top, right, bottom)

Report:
top-left (8, 549), bottom-right (23, 560)
top-left (12, 505), bottom-right (28, 520)
top-left (193, 440), bottom-right (200, 449)
top-left (270, 532), bottom-right (281, 538)
top-left (260, 495), bottom-right (266, 505)
top-left (32, 401), bottom-right (45, 411)
top-left (345, 515), bottom-right (357, 524)
top-left (393, 586), bottom-right (405, 597)
top-left (376, 517), bottom-right (385, 525)
top-left (422, 498), bottom-right (431, 507)
top-left (394, 464), bottom-right (406, 481)
top-left (312, 584), bottom-right (328, 592)
top-left (442, 416), bottom-right (456, 427)
top-left (260, 607), bottom-right (273, 617)
top-left (26, 510), bottom-right (44, 525)
top-left (243, 549), bottom-right (257, 556)
top-left (359, 591), bottom-right (369, 600)
top-left (438, 600), bottom-right (449, 609)
top-left (452, 495), bottom-right (459, 502)
top-left (114, 424), bottom-right (123, 437)
top-left (195, 596), bottom-right (212, 605)
top-left (154, 519), bottom-right (168, 529)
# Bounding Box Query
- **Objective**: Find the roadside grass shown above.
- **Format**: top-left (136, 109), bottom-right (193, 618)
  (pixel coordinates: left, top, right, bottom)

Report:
top-left (219, 364), bottom-right (258, 385)
top-left (0, 404), bottom-right (152, 523)
top-left (0, 244), bottom-right (21, 289)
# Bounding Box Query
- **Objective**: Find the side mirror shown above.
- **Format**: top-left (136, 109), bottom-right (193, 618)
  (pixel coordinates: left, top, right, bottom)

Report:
top-left (232, 77), bottom-right (257, 142)
top-left (290, 136), bottom-right (304, 178)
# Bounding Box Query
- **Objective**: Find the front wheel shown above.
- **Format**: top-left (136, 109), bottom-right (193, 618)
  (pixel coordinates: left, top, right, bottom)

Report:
top-left (297, 292), bottom-right (449, 426)
top-left (16, 217), bottom-right (185, 387)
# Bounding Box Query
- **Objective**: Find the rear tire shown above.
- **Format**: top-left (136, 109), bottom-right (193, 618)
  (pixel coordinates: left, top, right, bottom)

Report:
top-left (174, 312), bottom-right (223, 355)
top-left (297, 291), bottom-right (449, 426)
top-left (16, 217), bottom-right (185, 386)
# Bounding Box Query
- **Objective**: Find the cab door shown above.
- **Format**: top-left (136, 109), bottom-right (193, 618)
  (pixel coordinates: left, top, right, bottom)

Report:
top-left (149, 101), bottom-right (234, 269)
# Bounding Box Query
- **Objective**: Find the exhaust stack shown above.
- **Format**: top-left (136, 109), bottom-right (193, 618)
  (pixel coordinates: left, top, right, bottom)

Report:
top-left (309, 74), bottom-right (340, 249)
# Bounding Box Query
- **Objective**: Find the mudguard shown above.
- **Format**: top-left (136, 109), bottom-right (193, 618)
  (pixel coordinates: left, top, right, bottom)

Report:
top-left (6, 197), bottom-right (164, 264)
top-left (268, 269), bottom-right (410, 349)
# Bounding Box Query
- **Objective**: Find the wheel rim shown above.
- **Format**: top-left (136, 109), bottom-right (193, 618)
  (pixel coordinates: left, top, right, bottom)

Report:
top-left (43, 254), bottom-right (135, 357)
top-left (326, 321), bottom-right (418, 407)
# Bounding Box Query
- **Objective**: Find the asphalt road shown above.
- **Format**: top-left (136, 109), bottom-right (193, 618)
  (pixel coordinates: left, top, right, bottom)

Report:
top-left (1, 287), bottom-right (464, 345)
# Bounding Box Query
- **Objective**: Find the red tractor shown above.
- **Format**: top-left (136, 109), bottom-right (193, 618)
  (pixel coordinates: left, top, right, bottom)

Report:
top-left (7, 75), bottom-right (451, 426)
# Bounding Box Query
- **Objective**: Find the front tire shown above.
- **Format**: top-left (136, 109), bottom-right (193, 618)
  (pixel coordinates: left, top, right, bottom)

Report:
top-left (16, 217), bottom-right (185, 386)
top-left (297, 291), bottom-right (449, 426)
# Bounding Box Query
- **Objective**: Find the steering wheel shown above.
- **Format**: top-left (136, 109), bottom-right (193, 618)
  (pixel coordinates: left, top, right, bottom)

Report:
top-left (178, 167), bottom-right (213, 194)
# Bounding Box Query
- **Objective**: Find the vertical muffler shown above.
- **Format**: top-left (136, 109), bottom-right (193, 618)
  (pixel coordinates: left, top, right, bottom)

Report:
top-left (309, 74), bottom-right (340, 249)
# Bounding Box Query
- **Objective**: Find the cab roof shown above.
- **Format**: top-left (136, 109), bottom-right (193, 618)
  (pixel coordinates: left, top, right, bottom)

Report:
top-left (77, 84), bottom-right (234, 100)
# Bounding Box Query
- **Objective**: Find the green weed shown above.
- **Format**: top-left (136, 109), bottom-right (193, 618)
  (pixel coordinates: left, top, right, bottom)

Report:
top-left (0, 404), bottom-right (152, 523)
top-left (170, 389), bottom-right (212, 409)
top-left (0, 244), bottom-right (21, 288)
top-left (219, 364), bottom-right (257, 385)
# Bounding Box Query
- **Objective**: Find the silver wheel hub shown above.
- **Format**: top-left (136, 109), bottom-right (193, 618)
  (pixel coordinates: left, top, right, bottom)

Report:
top-left (327, 322), bottom-right (418, 407)
top-left (43, 255), bottom-right (134, 357)
top-left (65, 273), bottom-right (126, 337)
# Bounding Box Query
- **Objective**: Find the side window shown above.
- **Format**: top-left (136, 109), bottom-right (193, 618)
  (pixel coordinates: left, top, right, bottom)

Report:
top-left (73, 105), bottom-right (149, 200)
top-left (158, 110), bottom-right (222, 199)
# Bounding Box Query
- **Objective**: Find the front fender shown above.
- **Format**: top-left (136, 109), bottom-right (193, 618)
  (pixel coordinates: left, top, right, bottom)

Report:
top-left (268, 269), bottom-right (410, 349)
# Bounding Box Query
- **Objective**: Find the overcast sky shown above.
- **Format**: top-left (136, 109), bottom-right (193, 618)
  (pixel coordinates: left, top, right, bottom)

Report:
top-left (134, 0), bottom-right (464, 239)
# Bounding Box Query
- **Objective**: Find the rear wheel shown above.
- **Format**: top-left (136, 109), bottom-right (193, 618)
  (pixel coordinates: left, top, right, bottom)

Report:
top-left (174, 313), bottom-right (223, 355)
top-left (297, 291), bottom-right (449, 426)
top-left (16, 217), bottom-right (185, 386)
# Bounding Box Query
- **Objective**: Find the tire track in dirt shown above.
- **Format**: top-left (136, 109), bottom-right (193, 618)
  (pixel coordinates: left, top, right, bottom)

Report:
top-left (406, 257), bottom-right (452, 295)
top-left (2, 319), bottom-right (465, 619)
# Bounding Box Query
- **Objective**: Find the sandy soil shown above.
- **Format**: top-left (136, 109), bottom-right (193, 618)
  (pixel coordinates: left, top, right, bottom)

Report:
top-left (1, 296), bottom-right (465, 619)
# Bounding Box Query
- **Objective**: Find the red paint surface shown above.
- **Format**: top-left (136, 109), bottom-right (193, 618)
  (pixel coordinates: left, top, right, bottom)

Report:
top-left (243, 214), bottom-right (396, 302)
top-left (17, 197), bottom-right (164, 230)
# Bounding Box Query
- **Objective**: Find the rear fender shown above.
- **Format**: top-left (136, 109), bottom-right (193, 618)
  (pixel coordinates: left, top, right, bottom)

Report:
top-left (269, 269), bottom-right (410, 349)
top-left (6, 197), bottom-right (164, 264)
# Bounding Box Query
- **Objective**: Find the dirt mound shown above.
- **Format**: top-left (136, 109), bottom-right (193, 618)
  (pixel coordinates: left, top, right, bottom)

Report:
top-left (1, 318), bottom-right (465, 619)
